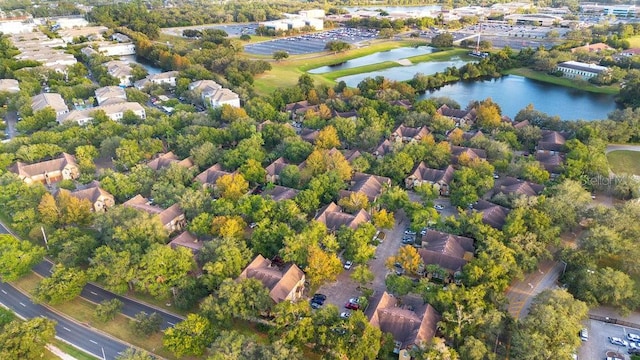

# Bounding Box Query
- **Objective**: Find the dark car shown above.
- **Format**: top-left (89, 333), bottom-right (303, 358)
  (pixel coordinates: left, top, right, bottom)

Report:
top-left (310, 301), bottom-right (322, 309)
top-left (312, 294), bottom-right (327, 304)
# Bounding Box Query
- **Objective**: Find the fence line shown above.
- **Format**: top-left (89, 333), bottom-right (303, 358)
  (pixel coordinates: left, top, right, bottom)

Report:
top-left (589, 314), bottom-right (640, 329)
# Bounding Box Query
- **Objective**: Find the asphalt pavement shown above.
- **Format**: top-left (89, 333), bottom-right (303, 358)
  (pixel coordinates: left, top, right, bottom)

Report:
top-left (32, 261), bottom-right (184, 330)
top-left (0, 281), bottom-right (130, 359)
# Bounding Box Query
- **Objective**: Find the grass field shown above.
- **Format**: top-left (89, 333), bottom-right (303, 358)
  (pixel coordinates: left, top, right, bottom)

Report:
top-left (504, 68), bottom-right (620, 95)
top-left (627, 35), bottom-right (640, 48)
top-left (607, 150), bottom-right (640, 175)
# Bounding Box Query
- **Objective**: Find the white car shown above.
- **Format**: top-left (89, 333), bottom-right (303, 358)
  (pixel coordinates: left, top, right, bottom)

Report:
top-left (627, 333), bottom-right (640, 342)
top-left (343, 261), bottom-right (352, 270)
top-left (609, 336), bottom-right (628, 347)
top-left (434, 204), bottom-right (444, 210)
top-left (340, 311), bottom-right (351, 319)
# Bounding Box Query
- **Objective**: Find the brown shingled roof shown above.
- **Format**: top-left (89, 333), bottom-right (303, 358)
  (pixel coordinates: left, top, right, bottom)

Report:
top-left (263, 185), bottom-right (299, 201)
top-left (407, 162), bottom-right (455, 185)
top-left (239, 254), bottom-right (305, 303)
top-left (169, 231), bottom-right (203, 253)
top-left (9, 153), bottom-right (77, 178)
top-left (495, 177), bottom-right (545, 197)
top-left (537, 130), bottom-right (567, 152)
top-left (194, 163), bottom-right (231, 185)
top-left (147, 152), bottom-right (193, 171)
top-left (473, 199), bottom-right (511, 229)
top-left (315, 202), bottom-right (371, 231)
top-left (341, 172), bottom-right (391, 202)
top-left (265, 157), bottom-right (289, 178)
top-left (418, 230), bottom-right (474, 273)
top-left (368, 292), bottom-right (440, 350)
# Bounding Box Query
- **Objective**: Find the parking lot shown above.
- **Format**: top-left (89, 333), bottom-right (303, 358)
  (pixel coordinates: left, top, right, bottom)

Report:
top-left (161, 23), bottom-right (258, 37)
top-left (579, 319), bottom-right (639, 360)
top-left (244, 28), bottom-right (379, 55)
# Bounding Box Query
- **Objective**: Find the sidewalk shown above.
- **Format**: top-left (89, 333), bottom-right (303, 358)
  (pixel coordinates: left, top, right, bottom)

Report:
top-left (46, 345), bottom-right (78, 360)
top-left (590, 306), bottom-right (640, 328)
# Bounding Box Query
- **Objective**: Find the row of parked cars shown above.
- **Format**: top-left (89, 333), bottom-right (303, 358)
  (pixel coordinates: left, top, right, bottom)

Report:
top-left (607, 333), bottom-right (640, 354)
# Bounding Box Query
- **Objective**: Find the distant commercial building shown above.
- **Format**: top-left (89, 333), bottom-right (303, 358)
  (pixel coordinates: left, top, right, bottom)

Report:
top-left (298, 9), bottom-right (325, 18)
top-left (503, 13), bottom-right (563, 26)
top-left (556, 61), bottom-right (609, 79)
top-left (52, 16), bottom-right (89, 29)
top-left (10, 31), bottom-right (77, 72)
top-left (581, 4), bottom-right (637, 17)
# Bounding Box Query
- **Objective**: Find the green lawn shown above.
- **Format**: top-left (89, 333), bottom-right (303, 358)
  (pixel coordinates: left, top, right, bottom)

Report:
top-left (627, 35), bottom-right (640, 48)
top-left (51, 340), bottom-right (99, 360)
top-left (607, 150), bottom-right (640, 175)
top-left (504, 68), bottom-right (620, 95)
top-left (252, 40), bottom-right (426, 94)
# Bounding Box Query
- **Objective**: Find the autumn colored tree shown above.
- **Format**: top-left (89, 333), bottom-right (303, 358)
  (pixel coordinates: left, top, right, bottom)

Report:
top-left (305, 244), bottom-right (343, 287)
top-left (475, 99), bottom-right (502, 130)
top-left (338, 192), bottom-right (370, 213)
top-left (215, 173), bottom-right (249, 201)
top-left (211, 215), bottom-right (246, 239)
top-left (372, 209), bottom-right (395, 229)
top-left (315, 125), bottom-right (341, 150)
top-left (386, 245), bottom-right (423, 275)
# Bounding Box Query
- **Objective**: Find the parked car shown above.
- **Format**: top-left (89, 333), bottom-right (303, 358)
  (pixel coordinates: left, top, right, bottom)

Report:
top-left (434, 204), bottom-right (444, 210)
top-left (310, 301), bottom-right (322, 309)
top-left (402, 237), bottom-right (414, 244)
top-left (579, 328), bottom-right (588, 341)
top-left (609, 336), bottom-right (629, 347)
top-left (345, 302), bottom-right (360, 310)
top-left (348, 297), bottom-right (360, 304)
top-left (404, 228), bottom-right (416, 235)
top-left (627, 333), bottom-right (640, 342)
top-left (340, 311), bottom-right (351, 319)
top-left (312, 294), bottom-right (326, 304)
top-left (629, 347), bottom-right (640, 355)
top-left (344, 261), bottom-right (353, 270)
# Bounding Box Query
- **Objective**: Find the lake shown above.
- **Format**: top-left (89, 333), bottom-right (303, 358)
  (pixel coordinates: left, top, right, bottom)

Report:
top-left (119, 55), bottom-right (162, 75)
top-left (420, 75), bottom-right (619, 121)
top-left (336, 58), bottom-right (470, 87)
top-left (308, 46), bottom-right (435, 74)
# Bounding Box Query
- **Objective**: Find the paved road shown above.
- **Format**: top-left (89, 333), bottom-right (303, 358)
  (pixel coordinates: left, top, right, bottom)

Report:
top-left (606, 144), bottom-right (640, 154)
top-left (0, 281), bottom-right (130, 359)
top-left (4, 110), bottom-right (17, 139)
top-left (32, 261), bottom-right (184, 330)
top-left (505, 259), bottom-right (563, 319)
top-left (0, 219), bottom-right (184, 331)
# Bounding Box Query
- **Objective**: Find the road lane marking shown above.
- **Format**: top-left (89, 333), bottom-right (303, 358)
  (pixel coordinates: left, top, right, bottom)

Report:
top-left (89, 340), bottom-right (98, 344)
top-left (63, 327), bottom-right (71, 332)
top-left (1, 290), bottom-right (6, 294)
top-left (167, 322), bottom-right (175, 326)
top-left (90, 291), bottom-right (98, 295)
top-left (19, 302), bottom-right (26, 307)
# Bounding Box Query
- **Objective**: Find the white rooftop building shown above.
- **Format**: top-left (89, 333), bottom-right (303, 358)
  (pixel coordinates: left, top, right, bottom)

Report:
top-left (31, 93), bottom-right (69, 120)
top-left (95, 86), bottom-right (127, 106)
top-left (0, 79), bottom-right (20, 93)
top-left (188, 80), bottom-right (240, 108)
top-left (58, 102), bottom-right (146, 126)
top-left (134, 71), bottom-right (180, 90)
top-left (104, 60), bottom-right (134, 87)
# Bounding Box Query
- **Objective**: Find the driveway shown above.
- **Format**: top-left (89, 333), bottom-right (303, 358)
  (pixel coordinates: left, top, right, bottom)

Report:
top-left (505, 259), bottom-right (563, 319)
top-left (316, 210), bottom-right (408, 311)
top-left (4, 110), bottom-right (16, 139)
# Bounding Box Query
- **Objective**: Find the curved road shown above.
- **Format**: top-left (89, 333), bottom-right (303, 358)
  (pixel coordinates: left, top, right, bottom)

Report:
top-left (0, 281), bottom-right (130, 359)
top-left (0, 222), bottom-right (185, 359)
top-left (605, 144), bottom-right (640, 153)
